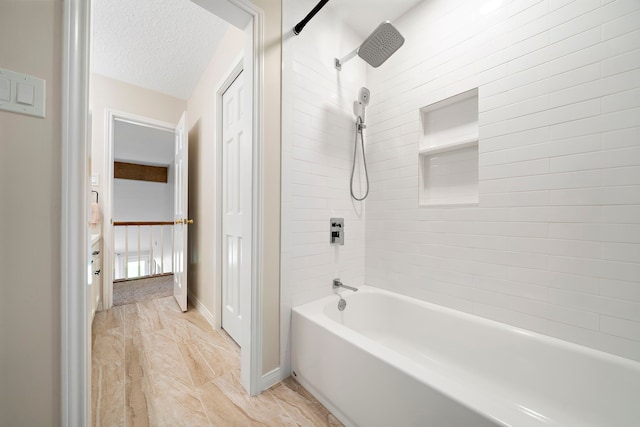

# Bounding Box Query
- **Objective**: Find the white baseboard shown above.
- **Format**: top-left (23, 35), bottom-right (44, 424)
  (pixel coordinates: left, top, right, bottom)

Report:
top-left (188, 290), bottom-right (215, 328)
top-left (261, 367), bottom-right (283, 391)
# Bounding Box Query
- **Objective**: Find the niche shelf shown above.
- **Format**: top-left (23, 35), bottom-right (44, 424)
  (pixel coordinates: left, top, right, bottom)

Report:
top-left (419, 88), bottom-right (479, 206)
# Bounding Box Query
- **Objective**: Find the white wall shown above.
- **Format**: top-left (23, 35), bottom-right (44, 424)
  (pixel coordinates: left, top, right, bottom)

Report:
top-left (113, 119), bottom-right (175, 165)
top-left (282, 0), bottom-right (640, 365)
top-left (113, 177), bottom-right (174, 222)
top-left (281, 0), bottom-right (369, 373)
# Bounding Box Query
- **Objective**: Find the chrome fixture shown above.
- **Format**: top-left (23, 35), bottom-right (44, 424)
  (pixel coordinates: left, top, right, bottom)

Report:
top-left (338, 298), bottom-right (347, 311)
top-left (330, 218), bottom-right (344, 245)
top-left (333, 278), bottom-right (358, 292)
top-left (351, 87), bottom-right (370, 201)
top-left (335, 21), bottom-right (405, 70)
top-left (353, 86), bottom-right (370, 128)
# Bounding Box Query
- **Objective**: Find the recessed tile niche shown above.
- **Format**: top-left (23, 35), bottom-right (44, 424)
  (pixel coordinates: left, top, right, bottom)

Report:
top-left (419, 88), bottom-right (479, 206)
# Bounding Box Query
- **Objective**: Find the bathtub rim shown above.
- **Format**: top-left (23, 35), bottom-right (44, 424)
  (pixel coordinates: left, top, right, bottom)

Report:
top-left (293, 285), bottom-right (640, 370)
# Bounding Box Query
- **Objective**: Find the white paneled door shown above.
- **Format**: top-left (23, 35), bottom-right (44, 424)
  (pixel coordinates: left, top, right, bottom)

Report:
top-left (222, 71), bottom-right (247, 345)
top-left (173, 111), bottom-right (189, 312)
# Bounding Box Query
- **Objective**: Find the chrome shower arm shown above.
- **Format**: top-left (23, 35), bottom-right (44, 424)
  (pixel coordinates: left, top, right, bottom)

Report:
top-left (334, 48), bottom-right (358, 71)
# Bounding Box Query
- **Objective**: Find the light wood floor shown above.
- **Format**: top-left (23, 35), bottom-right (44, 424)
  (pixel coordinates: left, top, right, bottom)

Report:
top-left (92, 296), bottom-right (343, 426)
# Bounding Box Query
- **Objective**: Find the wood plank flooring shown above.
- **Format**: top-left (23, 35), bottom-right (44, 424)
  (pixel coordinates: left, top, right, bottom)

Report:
top-left (92, 296), bottom-right (343, 426)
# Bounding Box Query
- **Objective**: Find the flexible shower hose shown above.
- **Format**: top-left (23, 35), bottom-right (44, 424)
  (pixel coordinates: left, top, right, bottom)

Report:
top-left (350, 116), bottom-right (370, 201)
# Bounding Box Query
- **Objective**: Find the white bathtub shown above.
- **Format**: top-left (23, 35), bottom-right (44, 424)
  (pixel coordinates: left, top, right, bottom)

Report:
top-left (292, 286), bottom-right (640, 427)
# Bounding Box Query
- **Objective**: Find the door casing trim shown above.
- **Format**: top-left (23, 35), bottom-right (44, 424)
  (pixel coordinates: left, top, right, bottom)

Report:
top-left (61, 1), bottom-right (267, 425)
top-left (102, 109), bottom-right (176, 310)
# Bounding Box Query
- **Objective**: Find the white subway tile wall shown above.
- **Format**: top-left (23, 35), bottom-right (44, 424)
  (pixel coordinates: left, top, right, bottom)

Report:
top-left (282, 0), bottom-right (640, 367)
top-left (365, 0), bottom-right (640, 361)
top-left (281, 0), bottom-right (369, 372)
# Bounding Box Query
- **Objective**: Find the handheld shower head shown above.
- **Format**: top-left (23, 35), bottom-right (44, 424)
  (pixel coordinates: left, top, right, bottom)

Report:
top-left (335, 21), bottom-right (405, 70)
top-left (354, 87), bottom-right (370, 122)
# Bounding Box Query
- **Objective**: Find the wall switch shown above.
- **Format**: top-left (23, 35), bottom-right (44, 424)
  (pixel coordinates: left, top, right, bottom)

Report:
top-left (0, 67), bottom-right (45, 118)
top-left (91, 174), bottom-right (99, 186)
top-left (16, 82), bottom-right (35, 106)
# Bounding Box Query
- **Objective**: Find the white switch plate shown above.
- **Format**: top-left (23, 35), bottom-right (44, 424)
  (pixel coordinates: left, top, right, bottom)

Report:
top-left (91, 174), bottom-right (99, 186)
top-left (0, 68), bottom-right (45, 118)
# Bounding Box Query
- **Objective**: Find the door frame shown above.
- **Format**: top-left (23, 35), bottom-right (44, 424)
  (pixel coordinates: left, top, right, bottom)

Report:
top-left (61, 0), bottom-right (266, 425)
top-left (215, 57), bottom-right (244, 330)
top-left (102, 110), bottom-right (177, 310)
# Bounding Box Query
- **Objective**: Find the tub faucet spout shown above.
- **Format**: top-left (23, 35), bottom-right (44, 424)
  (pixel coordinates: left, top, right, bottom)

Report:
top-left (333, 278), bottom-right (358, 292)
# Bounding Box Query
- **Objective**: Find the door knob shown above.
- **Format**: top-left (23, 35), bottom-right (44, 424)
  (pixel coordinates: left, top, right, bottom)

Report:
top-left (185, 219), bottom-right (194, 224)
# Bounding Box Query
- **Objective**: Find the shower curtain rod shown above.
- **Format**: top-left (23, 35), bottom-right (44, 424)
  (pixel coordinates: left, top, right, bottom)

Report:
top-left (293, 0), bottom-right (330, 35)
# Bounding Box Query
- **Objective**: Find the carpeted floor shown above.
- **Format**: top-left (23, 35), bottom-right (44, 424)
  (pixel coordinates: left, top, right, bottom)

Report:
top-left (113, 274), bottom-right (174, 306)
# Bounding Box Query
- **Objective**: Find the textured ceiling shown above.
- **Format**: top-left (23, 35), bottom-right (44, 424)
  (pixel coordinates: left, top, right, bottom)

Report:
top-left (92, 0), bottom-right (426, 99)
top-left (92, 0), bottom-right (230, 100)
top-left (326, 0), bottom-right (426, 38)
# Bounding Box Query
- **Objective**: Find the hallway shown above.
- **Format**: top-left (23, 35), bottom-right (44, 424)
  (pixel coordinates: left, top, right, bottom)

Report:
top-left (92, 297), bottom-right (342, 426)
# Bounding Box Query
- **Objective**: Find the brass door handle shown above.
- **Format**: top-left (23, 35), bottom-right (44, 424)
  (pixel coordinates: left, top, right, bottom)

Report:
top-left (175, 219), bottom-right (194, 225)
